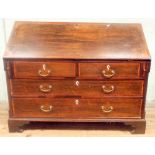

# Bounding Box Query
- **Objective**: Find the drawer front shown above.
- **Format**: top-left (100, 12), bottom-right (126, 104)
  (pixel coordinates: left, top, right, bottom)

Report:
top-left (12, 98), bottom-right (142, 118)
top-left (13, 61), bottom-right (76, 78)
top-left (11, 80), bottom-right (143, 97)
top-left (79, 62), bottom-right (141, 79)
top-left (11, 80), bottom-right (78, 97)
top-left (79, 80), bottom-right (143, 97)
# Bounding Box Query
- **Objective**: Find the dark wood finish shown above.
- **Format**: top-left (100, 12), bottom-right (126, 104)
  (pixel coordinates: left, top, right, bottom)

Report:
top-left (8, 119), bottom-right (29, 132)
top-left (79, 62), bottom-right (141, 79)
top-left (4, 22), bottom-right (150, 60)
top-left (13, 61), bottom-right (76, 78)
top-left (10, 79), bottom-right (144, 97)
top-left (3, 22), bottom-right (151, 133)
top-left (12, 98), bottom-right (142, 118)
top-left (8, 118), bottom-right (146, 133)
top-left (78, 80), bottom-right (144, 97)
top-left (125, 120), bottom-right (146, 134)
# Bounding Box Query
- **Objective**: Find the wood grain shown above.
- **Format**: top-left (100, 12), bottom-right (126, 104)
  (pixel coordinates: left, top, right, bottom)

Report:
top-left (0, 103), bottom-right (154, 136)
top-left (79, 62), bottom-right (141, 79)
top-left (4, 22), bottom-right (150, 60)
top-left (13, 61), bottom-right (76, 78)
top-left (11, 98), bottom-right (142, 118)
top-left (3, 22), bottom-right (151, 133)
top-left (10, 79), bottom-right (144, 97)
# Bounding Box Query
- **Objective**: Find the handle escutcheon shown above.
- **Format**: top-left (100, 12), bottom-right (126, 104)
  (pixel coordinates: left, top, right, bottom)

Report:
top-left (102, 65), bottom-right (115, 78)
top-left (40, 105), bottom-right (53, 112)
top-left (38, 64), bottom-right (51, 77)
top-left (39, 84), bottom-right (52, 93)
top-left (75, 99), bottom-right (79, 105)
top-left (101, 106), bottom-right (113, 113)
top-left (102, 85), bottom-right (114, 93)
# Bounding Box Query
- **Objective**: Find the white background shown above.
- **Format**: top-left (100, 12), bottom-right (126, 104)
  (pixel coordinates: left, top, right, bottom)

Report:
top-left (0, 0), bottom-right (155, 155)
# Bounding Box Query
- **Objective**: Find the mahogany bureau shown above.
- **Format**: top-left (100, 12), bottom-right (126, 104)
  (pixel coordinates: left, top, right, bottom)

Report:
top-left (3, 22), bottom-right (151, 133)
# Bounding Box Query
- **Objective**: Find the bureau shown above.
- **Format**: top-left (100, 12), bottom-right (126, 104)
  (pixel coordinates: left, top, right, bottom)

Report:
top-left (3, 22), bottom-right (151, 133)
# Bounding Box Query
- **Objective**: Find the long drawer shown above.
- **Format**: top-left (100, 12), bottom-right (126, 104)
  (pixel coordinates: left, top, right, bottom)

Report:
top-left (12, 98), bottom-right (142, 118)
top-left (10, 80), bottom-right (144, 97)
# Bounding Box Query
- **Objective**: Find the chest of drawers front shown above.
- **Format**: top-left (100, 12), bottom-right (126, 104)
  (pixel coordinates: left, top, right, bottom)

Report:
top-left (4, 59), bottom-right (150, 133)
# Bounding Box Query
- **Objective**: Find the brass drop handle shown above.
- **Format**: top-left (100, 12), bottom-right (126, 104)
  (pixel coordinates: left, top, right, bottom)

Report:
top-left (101, 106), bottom-right (113, 113)
top-left (40, 105), bottom-right (53, 112)
top-left (102, 85), bottom-right (114, 93)
top-left (102, 65), bottom-right (115, 78)
top-left (39, 84), bottom-right (52, 93)
top-left (38, 64), bottom-right (51, 77)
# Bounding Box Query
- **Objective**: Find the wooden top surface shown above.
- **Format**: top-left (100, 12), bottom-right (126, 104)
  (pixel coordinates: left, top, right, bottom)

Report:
top-left (4, 21), bottom-right (151, 60)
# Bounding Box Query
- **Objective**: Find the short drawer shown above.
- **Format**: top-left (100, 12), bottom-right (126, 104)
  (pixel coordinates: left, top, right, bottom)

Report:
top-left (13, 61), bottom-right (76, 78)
top-left (79, 62), bottom-right (141, 79)
top-left (10, 80), bottom-right (144, 97)
top-left (12, 98), bottom-right (142, 118)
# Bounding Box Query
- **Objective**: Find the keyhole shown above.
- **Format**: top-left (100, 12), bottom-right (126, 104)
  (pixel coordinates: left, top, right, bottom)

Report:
top-left (75, 81), bottom-right (80, 86)
top-left (75, 99), bottom-right (79, 105)
top-left (106, 24), bottom-right (111, 27)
